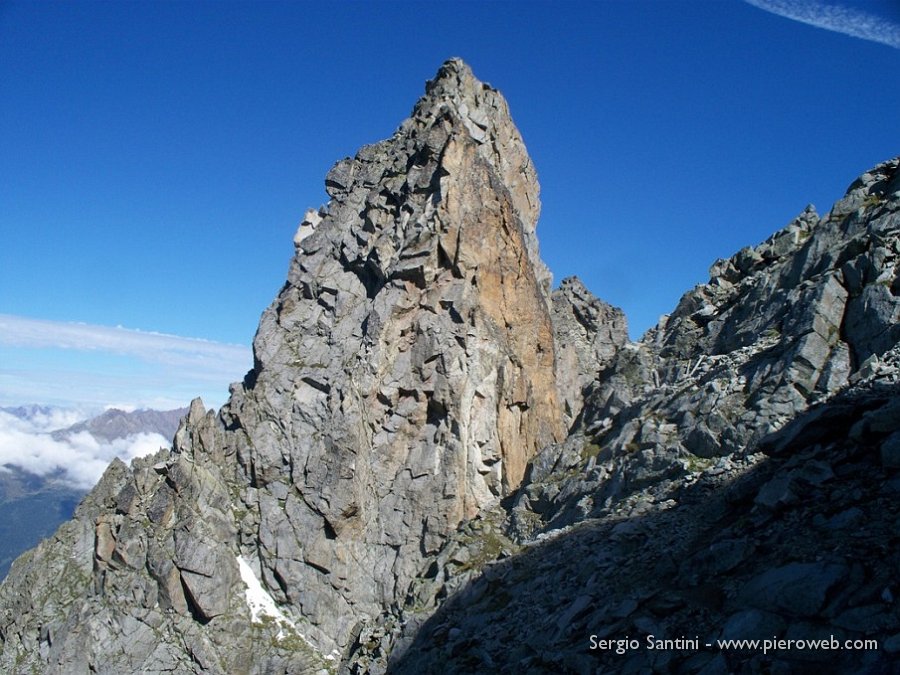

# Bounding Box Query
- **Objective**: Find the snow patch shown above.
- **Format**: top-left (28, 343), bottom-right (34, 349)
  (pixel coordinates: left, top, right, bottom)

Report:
top-left (236, 555), bottom-right (295, 632)
top-left (294, 208), bottom-right (323, 247)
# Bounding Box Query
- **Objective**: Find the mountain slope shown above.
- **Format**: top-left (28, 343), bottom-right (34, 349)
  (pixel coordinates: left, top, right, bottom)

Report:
top-left (0, 468), bottom-right (83, 579)
top-left (51, 408), bottom-right (186, 444)
top-left (0, 407), bottom-right (186, 579)
top-left (510, 158), bottom-right (900, 536)
top-left (359, 157), bottom-right (900, 673)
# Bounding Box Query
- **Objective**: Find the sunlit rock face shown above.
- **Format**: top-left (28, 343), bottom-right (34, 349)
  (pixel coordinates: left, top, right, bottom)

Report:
top-left (551, 276), bottom-right (629, 429)
top-left (362, 160), bottom-right (900, 675)
top-left (0, 58), bottom-right (565, 672)
top-left (224, 56), bottom-right (565, 649)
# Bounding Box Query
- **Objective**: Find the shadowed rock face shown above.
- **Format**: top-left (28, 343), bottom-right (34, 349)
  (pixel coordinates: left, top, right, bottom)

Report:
top-left (388, 380), bottom-right (900, 675)
top-left (0, 58), bottom-right (565, 672)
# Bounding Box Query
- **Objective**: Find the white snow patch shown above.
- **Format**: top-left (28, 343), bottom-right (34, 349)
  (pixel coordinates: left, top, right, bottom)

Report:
top-left (237, 558), bottom-right (339, 666)
top-left (236, 555), bottom-right (297, 637)
top-left (293, 208), bottom-right (323, 247)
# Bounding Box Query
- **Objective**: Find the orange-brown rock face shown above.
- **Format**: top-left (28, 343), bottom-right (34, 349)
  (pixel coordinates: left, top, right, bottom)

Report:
top-left (222, 58), bottom-right (565, 650)
top-left (433, 125), bottom-right (563, 496)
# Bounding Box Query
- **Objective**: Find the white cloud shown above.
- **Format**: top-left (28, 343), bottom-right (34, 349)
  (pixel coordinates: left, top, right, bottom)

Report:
top-left (745, 0), bottom-right (900, 49)
top-left (0, 314), bottom-right (250, 375)
top-left (2, 406), bottom-right (90, 433)
top-left (0, 314), bottom-right (252, 410)
top-left (0, 409), bottom-right (169, 489)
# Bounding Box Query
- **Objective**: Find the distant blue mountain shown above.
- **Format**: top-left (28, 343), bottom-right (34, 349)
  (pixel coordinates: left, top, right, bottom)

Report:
top-left (0, 406), bottom-right (186, 578)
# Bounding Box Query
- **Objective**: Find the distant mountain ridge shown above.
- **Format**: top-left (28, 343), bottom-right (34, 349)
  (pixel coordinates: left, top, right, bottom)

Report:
top-left (51, 407), bottom-right (187, 443)
top-left (0, 405), bottom-right (57, 420)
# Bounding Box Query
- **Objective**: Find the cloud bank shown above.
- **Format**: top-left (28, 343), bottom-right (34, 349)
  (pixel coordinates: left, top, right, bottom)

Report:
top-left (745, 0), bottom-right (900, 49)
top-left (0, 314), bottom-right (252, 410)
top-left (0, 409), bottom-right (169, 489)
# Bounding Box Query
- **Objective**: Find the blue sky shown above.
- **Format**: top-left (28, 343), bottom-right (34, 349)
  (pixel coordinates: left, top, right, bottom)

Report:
top-left (1, 0), bottom-right (899, 411)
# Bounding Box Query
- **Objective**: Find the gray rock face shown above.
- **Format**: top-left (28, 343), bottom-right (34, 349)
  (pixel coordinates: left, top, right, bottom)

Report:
top-left (0, 407), bottom-right (187, 580)
top-left (0, 58), bottom-right (564, 671)
top-left (350, 158), bottom-right (900, 673)
top-left (551, 276), bottom-right (628, 428)
top-left (224, 56), bottom-right (564, 653)
top-left (509, 158), bottom-right (900, 537)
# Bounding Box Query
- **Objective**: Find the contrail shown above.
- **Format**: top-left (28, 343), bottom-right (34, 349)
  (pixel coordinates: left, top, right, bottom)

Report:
top-left (745, 0), bottom-right (900, 50)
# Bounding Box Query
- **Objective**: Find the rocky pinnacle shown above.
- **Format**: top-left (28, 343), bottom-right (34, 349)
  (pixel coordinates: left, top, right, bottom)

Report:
top-left (226, 56), bottom-right (565, 650)
top-left (0, 58), bottom-right (566, 672)
top-left (4, 59), bottom-right (896, 675)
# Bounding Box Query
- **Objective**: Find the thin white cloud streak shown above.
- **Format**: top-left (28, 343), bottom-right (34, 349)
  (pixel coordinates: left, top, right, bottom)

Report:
top-left (745, 0), bottom-right (900, 49)
top-left (0, 314), bottom-right (251, 376)
top-left (0, 367), bottom-right (221, 411)
top-left (0, 410), bottom-right (169, 489)
top-left (0, 314), bottom-right (252, 409)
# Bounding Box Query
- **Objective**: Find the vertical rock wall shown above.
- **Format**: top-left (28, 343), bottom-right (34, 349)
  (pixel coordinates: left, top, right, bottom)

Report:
top-left (227, 58), bottom-right (564, 648)
top-left (0, 58), bottom-right (566, 672)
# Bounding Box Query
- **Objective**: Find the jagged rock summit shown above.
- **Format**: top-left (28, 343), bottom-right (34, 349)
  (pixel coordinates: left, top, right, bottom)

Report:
top-left (0, 58), bottom-right (567, 673)
top-left (223, 55), bottom-right (566, 651)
